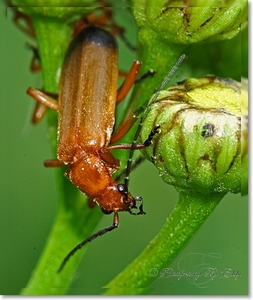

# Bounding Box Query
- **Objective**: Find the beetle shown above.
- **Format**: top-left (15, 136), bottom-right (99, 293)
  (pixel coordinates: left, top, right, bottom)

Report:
top-left (27, 26), bottom-right (155, 271)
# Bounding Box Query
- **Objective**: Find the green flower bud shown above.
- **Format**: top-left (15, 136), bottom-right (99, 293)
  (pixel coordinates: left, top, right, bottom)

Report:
top-left (139, 76), bottom-right (242, 195)
top-left (133, 2), bottom-right (248, 44)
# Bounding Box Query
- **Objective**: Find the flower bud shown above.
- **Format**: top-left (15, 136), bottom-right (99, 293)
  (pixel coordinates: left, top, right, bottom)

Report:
top-left (133, 3), bottom-right (247, 44)
top-left (139, 76), bottom-right (243, 195)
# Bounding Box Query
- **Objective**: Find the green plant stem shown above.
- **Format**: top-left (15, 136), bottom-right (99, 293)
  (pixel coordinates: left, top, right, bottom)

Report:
top-left (104, 190), bottom-right (226, 295)
top-left (132, 31), bottom-right (186, 111)
top-left (21, 196), bottom-right (101, 295)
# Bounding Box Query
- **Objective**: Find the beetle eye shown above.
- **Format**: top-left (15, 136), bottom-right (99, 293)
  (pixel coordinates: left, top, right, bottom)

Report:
top-left (101, 208), bottom-right (113, 215)
top-left (117, 184), bottom-right (130, 204)
top-left (117, 183), bottom-right (127, 194)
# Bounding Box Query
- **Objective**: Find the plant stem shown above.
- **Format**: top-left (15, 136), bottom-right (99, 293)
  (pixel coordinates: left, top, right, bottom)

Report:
top-left (132, 30), bottom-right (186, 111)
top-left (104, 190), bottom-right (226, 295)
top-left (21, 196), bottom-right (101, 295)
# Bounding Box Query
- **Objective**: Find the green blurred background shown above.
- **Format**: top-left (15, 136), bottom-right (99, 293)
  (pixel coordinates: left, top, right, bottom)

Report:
top-left (1, 2), bottom-right (248, 295)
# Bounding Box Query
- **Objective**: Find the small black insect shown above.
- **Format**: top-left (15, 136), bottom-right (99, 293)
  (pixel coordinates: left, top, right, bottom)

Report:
top-left (201, 123), bottom-right (215, 138)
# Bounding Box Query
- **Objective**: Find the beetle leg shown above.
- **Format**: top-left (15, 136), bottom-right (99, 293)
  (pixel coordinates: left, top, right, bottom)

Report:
top-left (27, 88), bottom-right (58, 123)
top-left (44, 159), bottom-right (65, 168)
top-left (31, 102), bottom-right (47, 124)
top-left (107, 125), bottom-right (160, 151)
top-left (88, 198), bottom-right (96, 208)
top-left (100, 149), bottom-right (120, 171)
top-left (27, 87), bottom-right (58, 110)
top-left (12, 8), bottom-right (35, 38)
top-left (107, 143), bottom-right (136, 151)
top-left (116, 60), bottom-right (141, 104)
top-left (134, 69), bottom-right (156, 83)
top-left (141, 125), bottom-right (161, 147)
top-left (26, 43), bottom-right (41, 72)
top-left (111, 67), bottom-right (155, 144)
top-left (110, 114), bottom-right (137, 144)
top-left (116, 63), bottom-right (155, 105)
top-left (129, 196), bottom-right (146, 215)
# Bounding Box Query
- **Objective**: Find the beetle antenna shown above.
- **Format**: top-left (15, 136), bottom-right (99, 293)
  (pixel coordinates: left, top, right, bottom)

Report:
top-left (57, 212), bottom-right (119, 273)
top-left (123, 54), bottom-right (186, 197)
top-left (114, 155), bottom-right (145, 182)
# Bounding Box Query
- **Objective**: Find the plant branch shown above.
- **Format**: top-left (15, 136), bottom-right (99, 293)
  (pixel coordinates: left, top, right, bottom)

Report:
top-left (104, 191), bottom-right (226, 295)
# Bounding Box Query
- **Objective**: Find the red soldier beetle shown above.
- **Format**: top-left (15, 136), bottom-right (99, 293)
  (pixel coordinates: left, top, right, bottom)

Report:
top-left (27, 26), bottom-right (156, 272)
